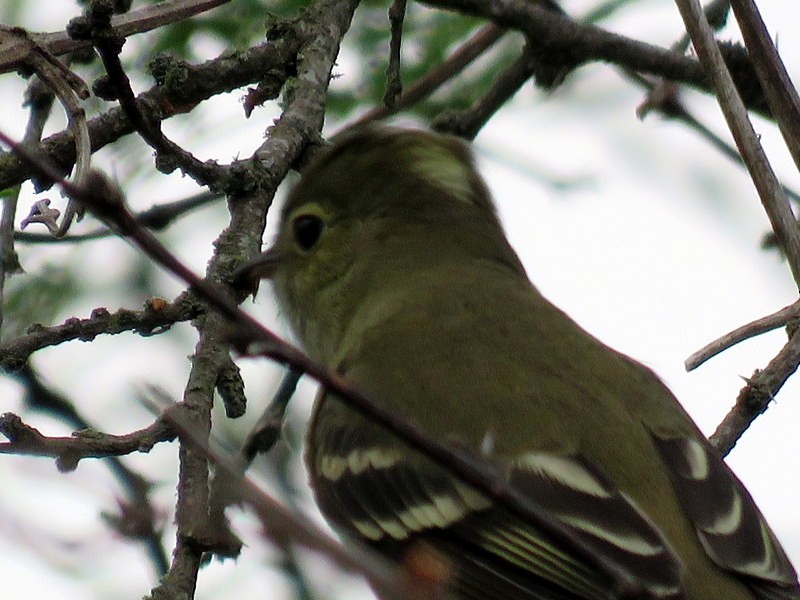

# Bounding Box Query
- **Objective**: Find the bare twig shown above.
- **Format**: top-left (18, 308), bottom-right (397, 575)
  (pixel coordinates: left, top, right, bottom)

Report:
top-left (673, 0), bottom-right (800, 284)
top-left (207, 367), bottom-right (301, 549)
top-left (0, 411), bottom-right (176, 469)
top-left (423, 0), bottom-right (710, 95)
top-left (82, 1), bottom-right (226, 189)
top-left (433, 48), bottom-right (530, 139)
top-left (0, 26), bottom-right (304, 195)
top-left (1, 75), bottom-right (57, 334)
top-left (434, 0), bottom-right (663, 140)
top-left (10, 363), bottom-right (170, 575)
top-left (4, 36), bottom-right (95, 238)
top-left (710, 329), bottom-right (800, 455)
top-left (0, 0), bottom-right (232, 75)
top-left (14, 190), bottom-right (222, 244)
top-left (728, 0), bottom-right (800, 173)
top-left (149, 539), bottom-right (203, 600)
top-left (638, 0), bottom-right (730, 120)
top-left (0, 296), bottom-right (201, 371)
top-left (631, 73), bottom-right (800, 205)
top-left (215, 354), bottom-right (247, 418)
top-left (243, 368), bottom-right (302, 460)
top-left (669, 0), bottom-right (800, 454)
top-left (430, 0), bottom-right (642, 139)
top-left (580, 0), bottom-right (643, 24)
top-left (685, 300), bottom-right (800, 371)
top-left (348, 24), bottom-right (506, 128)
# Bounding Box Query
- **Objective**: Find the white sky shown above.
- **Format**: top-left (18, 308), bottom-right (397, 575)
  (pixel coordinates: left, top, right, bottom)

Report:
top-left (1, 0), bottom-right (800, 599)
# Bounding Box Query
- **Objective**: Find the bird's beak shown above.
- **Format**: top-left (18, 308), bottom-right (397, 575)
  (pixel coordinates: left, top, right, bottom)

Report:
top-left (232, 246), bottom-right (283, 294)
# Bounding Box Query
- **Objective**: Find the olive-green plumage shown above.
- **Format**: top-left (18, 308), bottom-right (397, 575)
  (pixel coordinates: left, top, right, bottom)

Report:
top-left (237, 125), bottom-right (799, 600)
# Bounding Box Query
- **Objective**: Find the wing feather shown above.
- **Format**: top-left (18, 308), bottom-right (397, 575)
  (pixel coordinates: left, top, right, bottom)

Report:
top-left (310, 424), bottom-right (686, 599)
top-left (650, 433), bottom-right (800, 600)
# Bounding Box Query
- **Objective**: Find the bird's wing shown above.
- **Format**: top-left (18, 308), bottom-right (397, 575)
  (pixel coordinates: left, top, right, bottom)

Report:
top-left (308, 406), bottom-right (686, 600)
top-left (650, 433), bottom-right (800, 600)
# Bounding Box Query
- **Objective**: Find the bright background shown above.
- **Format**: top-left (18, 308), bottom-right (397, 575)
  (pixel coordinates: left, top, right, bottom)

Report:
top-left (1, 0), bottom-right (800, 598)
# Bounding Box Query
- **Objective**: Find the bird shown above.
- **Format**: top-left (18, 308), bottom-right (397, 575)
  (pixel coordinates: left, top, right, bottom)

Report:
top-left (235, 124), bottom-right (800, 600)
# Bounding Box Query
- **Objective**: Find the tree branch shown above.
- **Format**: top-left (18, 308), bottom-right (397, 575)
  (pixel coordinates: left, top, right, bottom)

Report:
top-left (673, 0), bottom-right (800, 284)
top-left (0, 296), bottom-right (201, 372)
top-left (686, 300), bottom-right (800, 371)
top-left (0, 0), bottom-right (232, 75)
top-left (11, 363), bottom-right (171, 575)
top-left (0, 29), bottom-right (301, 192)
top-left (13, 190), bottom-right (221, 243)
top-left (729, 0), bottom-right (800, 173)
top-left (0, 411), bottom-right (176, 469)
top-left (146, 386), bottom-right (437, 600)
top-left (710, 328), bottom-right (800, 455)
top-left (422, 0), bottom-right (751, 106)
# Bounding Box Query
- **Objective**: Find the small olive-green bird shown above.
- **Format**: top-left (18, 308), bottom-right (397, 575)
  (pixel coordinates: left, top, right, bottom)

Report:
top-left (236, 125), bottom-right (799, 600)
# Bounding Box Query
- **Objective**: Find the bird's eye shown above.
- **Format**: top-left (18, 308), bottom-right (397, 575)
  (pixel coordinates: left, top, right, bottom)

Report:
top-left (292, 214), bottom-right (324, 251)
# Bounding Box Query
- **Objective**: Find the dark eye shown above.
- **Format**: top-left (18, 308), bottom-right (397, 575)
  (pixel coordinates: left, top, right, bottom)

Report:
top-left (292, 214), bottom-right (324, 251)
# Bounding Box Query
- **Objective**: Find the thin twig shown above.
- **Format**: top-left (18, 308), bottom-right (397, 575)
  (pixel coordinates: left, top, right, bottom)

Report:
top-left (630, 72), bottom-right (800, 205)
top-left (638, 0), bottom-right (730, 121)
top-left (84, 2), bottom-right (226, 189)
top-left (244, 367), bottom-right (302, 460)
top-left (433, 48), bottom-right (530, 139)
top-left (580, 0), bottom-right (643, 24)
top-left (0, 20), bottom-right (302, 195)
top-left (0, 74), bottom-right (58, 334)
top-left (14, 190), bottom-right (222, 243)
top-left (433, 0), bottom-right (659, 140)
top-left (423, 0), bottom-right (712, 99)
top-left (728, 0), bottom-right (800, 174)
top-left (0, 296), bottom-right (201, 371)
top-left (10, 50), bottom-right (90, 237)
top-left (0, 411), bottom-right (176, 468)
top-left (685, 300), bottom-right (800, 371)
top-left (15, 49), bottom-right (94, 237)
top-left (10, 363), bottom-right (170, 575)
top-left (348, 23), bottom-right (505, 129)
top-left (670, 0), bottom-right (800, 454)
top-left (207, 367), bottom-right (301, 547)
top-left (673, 0), bottom-right (800, 285)
top-left (0, 0), bottom-right (232, 75)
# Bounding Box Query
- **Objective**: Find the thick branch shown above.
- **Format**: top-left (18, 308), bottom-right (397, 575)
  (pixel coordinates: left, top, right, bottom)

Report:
top-left (710, 329), bottom-right (800, 455)
top-left (146, 0), bottom-right (362, 596)
top-left (423, 0), bottom-right (718, 97)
